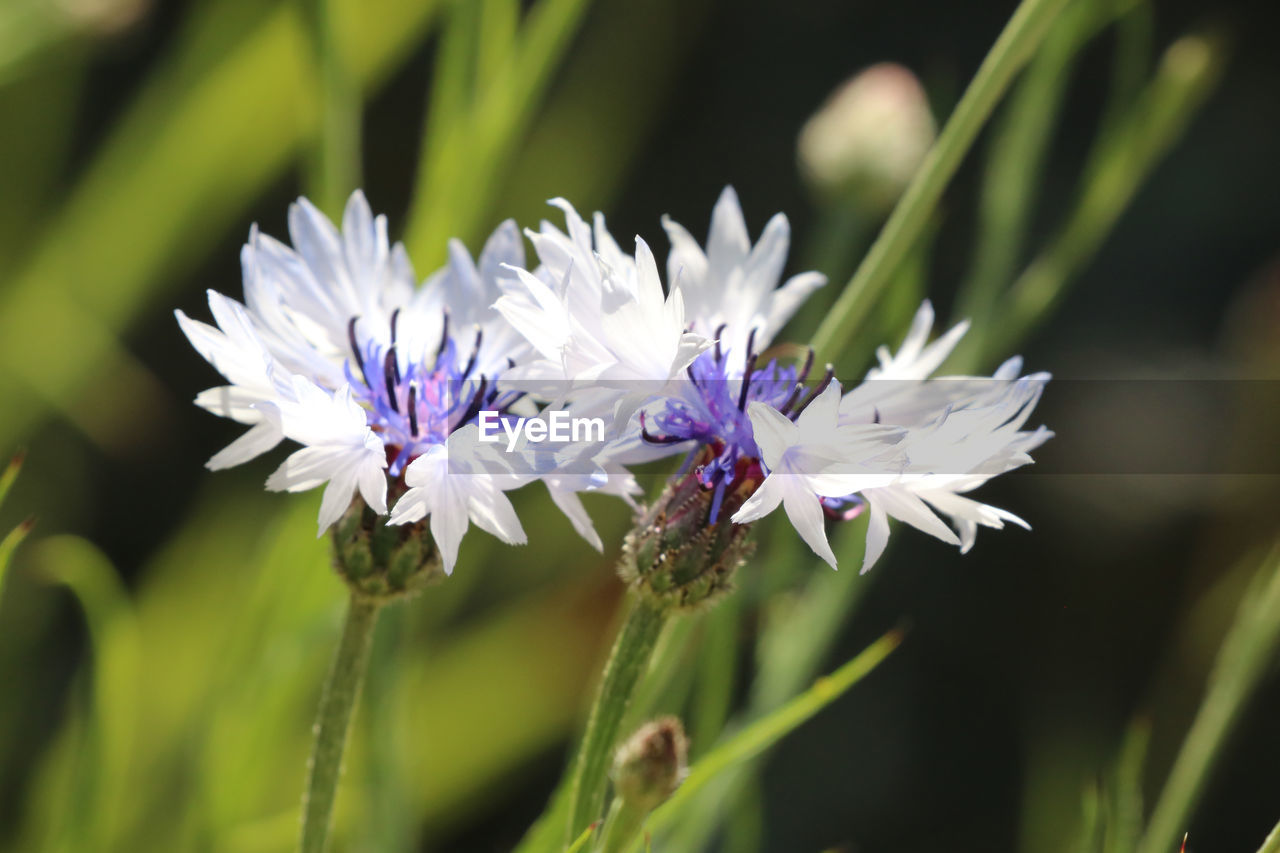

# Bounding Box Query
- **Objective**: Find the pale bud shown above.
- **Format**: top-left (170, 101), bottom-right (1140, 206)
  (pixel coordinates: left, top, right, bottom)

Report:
top-left (798, 63), bottom-right (936, 210)
top-left (612, 717), bottom-right (689, 813)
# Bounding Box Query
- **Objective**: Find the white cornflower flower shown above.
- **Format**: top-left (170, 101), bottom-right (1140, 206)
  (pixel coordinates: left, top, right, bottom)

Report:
top-left (178, 191), bottom-right (566, 561)
top-left (490, 190), bottom-right (1051, 578)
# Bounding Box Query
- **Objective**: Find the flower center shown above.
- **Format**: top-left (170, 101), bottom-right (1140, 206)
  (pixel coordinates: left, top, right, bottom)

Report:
top-left (640, 326), bottom-right (835, 522)
top-left (345, 310), bottom-right (522, 476)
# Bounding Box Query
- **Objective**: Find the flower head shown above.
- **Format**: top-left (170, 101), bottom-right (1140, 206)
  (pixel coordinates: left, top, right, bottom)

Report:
top-left (179, 192), bottom-right (554, 571)
top-left (490, 189), bottom-right (1051, 577)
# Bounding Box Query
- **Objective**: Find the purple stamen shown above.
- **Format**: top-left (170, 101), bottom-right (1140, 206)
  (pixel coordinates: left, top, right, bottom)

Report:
top-left (792, 365), bottom-right (835, 418)
top-left (348, 317), bottom-right (364, 375)
top-left (407, 383), bottom-right (419, 436)
top-left (384, 350), bottom-right (400, 413)
top-left (436, 310), bottom-right (451, 364)
top-left (462, 327), bottom-right (483, 379)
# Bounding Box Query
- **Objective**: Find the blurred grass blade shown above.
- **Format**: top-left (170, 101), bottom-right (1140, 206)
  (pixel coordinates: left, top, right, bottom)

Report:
top-left (1097, 0), bottom-right (1155, 144)
top-left (405, 0), bottom-right (594, 265)
top-left (752, 519), bottom-right (870, 712)
top-left (663, 520), bottom-right (871, 852)
top-left (477, 0), bottom-right (520, 93)
top-left (952, 0), bottom-right (1125, 370)
top-left (1138, 542), bottom-right (1280, 853)
top-left (989, 32), bottom-right (1223, 359)
top-left (690, 591), bottom-right (741, 754)
top-left (0, 0), bottom-right (443, 451)
top-left (0, 448), bottom-right (30, 602)
top-left (0, 517), bottom-right (34, 596)
top-left (300, 0), bottom-right (363, 215)
top-left (26, 535), bottom-right (141, 853)
top-left (809, 0), bottom-right (1070, 365)
top-left (0, 449), bottom-right (23, 506)
top-left (0, 0), bottom-right (80, 86)
top-left (1104, 717), bottom-right (1151, 853)
top-left (634, 628), bottom-right (904, 850)
top-left (565, 821), bottom-right (597, 853)
top-left (416, 0), bottom-right (483, 208)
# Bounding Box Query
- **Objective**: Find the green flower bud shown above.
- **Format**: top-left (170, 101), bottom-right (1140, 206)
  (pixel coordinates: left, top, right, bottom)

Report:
top-left (620, 451), bottom-right (759, 612)
top-left (331, 494), bottom-right (444, 601)
top-left (612, 716), bottom-right (689, 813)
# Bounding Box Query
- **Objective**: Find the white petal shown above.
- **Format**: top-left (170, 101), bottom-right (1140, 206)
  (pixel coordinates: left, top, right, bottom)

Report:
top-left (795, 379), bottom-right (843, 432)
top-left (731, 475), bottom-right (785, 525)
top-left (861, 502), bottom-right (890, 574)
top-left (871, 486), bottom-right (961, 547)
top-left (548, 486), bottom-right (604, 552)
top-left (661, 216), bottom-right (709, 291)
top-left (317, 471), bottom-right (356, 534)
top-left (357, 462), bottom-right (388, 515)
top-left (429, 492), bottom-right (469, 575)
top-left (706, 186), bottom-right (751, 272)
top-left (761, 271), bottom-right (826, 342)
top-left (194, 386), bottom-right (266, 423)
top-left (468, 488), bottom-right (527, 546)
top-left (745, 402), bottom-right (800, 470)
top-left (388, 488), bottom-right (430, 526)
top-left (780, 476), bottom-right (838, 569)
top-left (206, 421), bottom-right (282, 470)
top-left (740, 212), bottom-right (790, 300)
top-left (266, 446), bottom-right (345, 493)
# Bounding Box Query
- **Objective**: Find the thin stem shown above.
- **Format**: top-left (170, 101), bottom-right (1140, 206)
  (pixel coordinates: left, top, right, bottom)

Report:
top-left (301, 0), bottom-right (362, 215)
top-left (1138, 545), bottom-right (1280, 853)
top-left (809, 0), bottom-right (1070, 366)
top-left (1258, 817), bottom-right (1280, 853)
top-left (596, 796), bottom-right (647, 853)
top-left (951, 0), bottom-right (1110, 373)
top-left (567, 595), bottom-right (669, 843)
top-left (299, 594), bottom-right (383, 853)
top-left (988, 32), bottom-right (1220, 360)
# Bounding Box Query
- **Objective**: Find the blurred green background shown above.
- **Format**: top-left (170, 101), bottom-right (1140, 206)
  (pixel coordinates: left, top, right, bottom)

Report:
top-left (0, 0), bottom-right (1278, 851)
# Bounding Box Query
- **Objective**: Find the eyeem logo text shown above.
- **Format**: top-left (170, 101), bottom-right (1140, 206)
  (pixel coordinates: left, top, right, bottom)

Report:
top-left (478, 410), bottom-right (606, 452)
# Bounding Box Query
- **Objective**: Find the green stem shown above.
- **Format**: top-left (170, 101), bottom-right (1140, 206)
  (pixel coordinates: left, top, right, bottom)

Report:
top-left (299, 594), bottom-right (382, 853)
top-left (1258, 817), bottom-right (1280, 853)
top-left (595, 796), bottom-right (648, 853)
top-left (1138, 545), bottom-right (1280, 853)
top-left (809, 0), bottom-right (1069, 365)
top-left (567, 595), bottom-right (669, 843)
top-left (301, 0), bottom-right (362, 215)
top-left (988, 32), bottom-right (1220, 360)
top-left (951, 0), bottom-right (1107, 373)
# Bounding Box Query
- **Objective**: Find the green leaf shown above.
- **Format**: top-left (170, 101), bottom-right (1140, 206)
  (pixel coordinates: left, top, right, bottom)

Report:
top-left (633, 629), bottom-right (904, 850)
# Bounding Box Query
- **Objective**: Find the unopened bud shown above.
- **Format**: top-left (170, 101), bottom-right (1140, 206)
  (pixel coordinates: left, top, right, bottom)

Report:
top-left (798, 63), bottom-right (936, 210)
top-left (612, 716), bottom-right (689, 812)
top-left (331, 495), bottom-right (444, 600)
top-left (619, 451), bottom-right (758, 611)
top-left (56, 0), bottom-right (150, 37)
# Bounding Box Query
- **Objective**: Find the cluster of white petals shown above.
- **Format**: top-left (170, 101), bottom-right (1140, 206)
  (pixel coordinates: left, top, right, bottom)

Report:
top-left (181, 187), bottom-right (1050, 577)
top-left (495, 191), bottom-right (1051, 571)
top-left (180, 192), bottom-right (608, 573)
top-left (735, 301), bottom-right (1051, 572)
